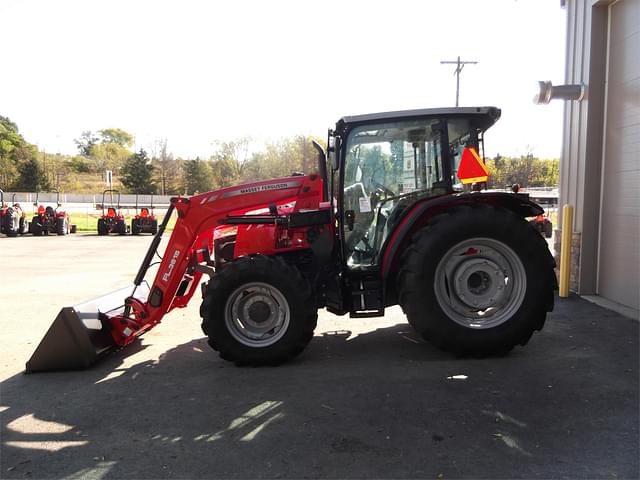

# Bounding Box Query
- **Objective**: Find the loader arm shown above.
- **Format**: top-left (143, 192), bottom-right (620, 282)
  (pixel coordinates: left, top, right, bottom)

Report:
top-left (108, 174), bottom-right (325, 347)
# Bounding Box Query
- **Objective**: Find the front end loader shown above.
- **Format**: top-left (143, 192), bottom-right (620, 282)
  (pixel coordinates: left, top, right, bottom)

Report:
top-left (27, 106), bottom-right (557, 372)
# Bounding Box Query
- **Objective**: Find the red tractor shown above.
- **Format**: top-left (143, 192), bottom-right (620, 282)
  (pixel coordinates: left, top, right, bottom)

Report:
top-left (131, 194), bottom-right (158, 235)
top-left (529, 213), bottom-right (553, 238)
top-left (0, 190), bottom-right (30, 237)
top-left (97, 189), bottom-right (127, 235)
top-left (27, 106), bottom-right (557, 372)
top-left (30, 190), bottom-right (70, 236)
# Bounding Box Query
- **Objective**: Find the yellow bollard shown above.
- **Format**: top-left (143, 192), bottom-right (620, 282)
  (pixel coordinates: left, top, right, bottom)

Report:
top-left (559, 204), bottom-right (574, 297)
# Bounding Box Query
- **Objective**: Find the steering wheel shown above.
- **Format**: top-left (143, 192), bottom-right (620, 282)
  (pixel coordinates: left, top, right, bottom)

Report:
top-left (369, 179), bottom-right (394, 208)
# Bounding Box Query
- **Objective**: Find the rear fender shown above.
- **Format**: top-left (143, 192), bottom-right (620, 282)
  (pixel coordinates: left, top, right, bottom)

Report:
top-left (381, 192), bottom-right (544, 285)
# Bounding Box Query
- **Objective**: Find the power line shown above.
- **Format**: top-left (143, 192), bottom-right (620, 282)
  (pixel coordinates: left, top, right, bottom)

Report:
top-left (440, 56), bottom-right (478, 107)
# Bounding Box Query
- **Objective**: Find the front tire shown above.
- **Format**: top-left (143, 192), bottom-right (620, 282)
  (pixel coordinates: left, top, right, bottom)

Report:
top-left (397, 205), bottom-right (556, 356)
top-left (200, 255), bottom-right (317, 365)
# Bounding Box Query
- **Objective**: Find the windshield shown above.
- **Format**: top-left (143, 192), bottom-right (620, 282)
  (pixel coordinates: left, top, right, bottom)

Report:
top-left (342, 117), bottom-right (476, 268)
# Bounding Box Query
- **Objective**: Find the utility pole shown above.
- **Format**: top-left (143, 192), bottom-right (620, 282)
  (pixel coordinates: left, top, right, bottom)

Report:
top-left (440, 56), bottom-right (478, 107)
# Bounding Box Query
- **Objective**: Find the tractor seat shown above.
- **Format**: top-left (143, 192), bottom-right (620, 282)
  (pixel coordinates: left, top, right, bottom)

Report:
top-left (140, 208), bottom-right (149, 218)
top-left (107, 207), bottom-right (116, 218)
top-left (45, 206), bottom-right (55, 216)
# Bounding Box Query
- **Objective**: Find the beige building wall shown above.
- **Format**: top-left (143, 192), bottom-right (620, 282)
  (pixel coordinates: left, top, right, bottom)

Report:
top-left (561, 0), bottom-right (639, 313)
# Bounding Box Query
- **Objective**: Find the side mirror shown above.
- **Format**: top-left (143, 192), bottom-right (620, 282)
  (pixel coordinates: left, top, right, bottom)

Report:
top-left (328, 135), bottom-right (340, 171)
top-left (329, 152), bottom-right (338, 171)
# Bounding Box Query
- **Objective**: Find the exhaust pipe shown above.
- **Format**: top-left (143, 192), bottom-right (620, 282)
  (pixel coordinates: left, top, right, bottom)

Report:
top-left (26, 283), bottom-right (150, 373)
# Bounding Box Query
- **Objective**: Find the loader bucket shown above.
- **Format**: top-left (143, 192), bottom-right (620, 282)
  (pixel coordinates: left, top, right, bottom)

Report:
top-left (26, 283), bottom-right (149, 373)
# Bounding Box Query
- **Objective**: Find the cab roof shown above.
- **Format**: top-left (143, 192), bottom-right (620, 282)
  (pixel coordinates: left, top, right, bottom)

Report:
top-left (338, 106), bottom-right (501, 132)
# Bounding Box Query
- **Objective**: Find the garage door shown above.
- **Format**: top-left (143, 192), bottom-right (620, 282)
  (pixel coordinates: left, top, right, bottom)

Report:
top-left (598, 0), bottom-right (640, 310)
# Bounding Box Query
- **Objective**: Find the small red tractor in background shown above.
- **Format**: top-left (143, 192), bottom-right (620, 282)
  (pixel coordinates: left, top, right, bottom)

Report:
top-left (1, 190), bottom-right (30, 237)
top-left (27, 106), bottom-right (557, 373)
top-left (30, 190), bottom-right (70, 236)
top-left (131, 194), bottom-right (158, 235)
top-left (97, 189), bottom-right (127, 235)
top-left (511, 184), bottom-right (553, 239)
top-left (529, 213), bottom-right (553, 238)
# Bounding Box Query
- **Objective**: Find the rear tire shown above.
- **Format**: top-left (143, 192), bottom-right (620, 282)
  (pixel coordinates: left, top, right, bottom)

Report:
top-left (4, 211), bottom-right (19, 237)
top-left (131, 219), bottom-right (140, 235)
top-left (200, 255), bottom-right (317, 365)
top-left (97, 219), bottom-right (107, 235)
top-left (56, 217), bottom-right (69, 235)
top-left (544, 220), bottom-right (553, 239)
top-left (30, 216), bottom-right (43, 236)
top-left (117, 220), bottom-right (127, 235)
top-left (19, 216), bottom-right (28, 235)
top-left (151, 219), bottom-right (158, 235)
top-left (397, 205), bottom-right (556, 356)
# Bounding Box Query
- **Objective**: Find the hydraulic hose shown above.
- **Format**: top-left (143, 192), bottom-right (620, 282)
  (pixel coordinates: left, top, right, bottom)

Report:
top-left (134, 203), bottom-right (175, 287)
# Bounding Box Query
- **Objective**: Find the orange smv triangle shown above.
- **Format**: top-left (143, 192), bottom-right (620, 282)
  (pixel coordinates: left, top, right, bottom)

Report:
top-left (457, 147), bottom-right (489, 184)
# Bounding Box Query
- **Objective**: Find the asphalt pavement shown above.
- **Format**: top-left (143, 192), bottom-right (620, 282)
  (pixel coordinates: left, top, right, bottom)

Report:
top-left (1, 234), bottom-right (638, 479)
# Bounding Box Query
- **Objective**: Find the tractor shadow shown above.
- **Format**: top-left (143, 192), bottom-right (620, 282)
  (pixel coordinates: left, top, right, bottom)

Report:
top-left (1, 302), bottom-right (639, 479)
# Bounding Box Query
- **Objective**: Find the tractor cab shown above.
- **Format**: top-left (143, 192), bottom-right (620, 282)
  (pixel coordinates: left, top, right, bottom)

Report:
top-left (326, 107), bottom-right (504, 315)
top-left (333, 107), bottom-right (499, 270)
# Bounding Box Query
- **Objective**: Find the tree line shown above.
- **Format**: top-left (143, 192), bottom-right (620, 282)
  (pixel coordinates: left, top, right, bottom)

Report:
top-left (484, 154), bottom-right (559, 189)
top-left (1, 115), bottom-right (559, 195)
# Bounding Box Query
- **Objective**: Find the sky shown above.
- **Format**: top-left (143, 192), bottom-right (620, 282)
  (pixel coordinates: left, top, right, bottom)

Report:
top-left (0, 0), bottom-right (567, 160)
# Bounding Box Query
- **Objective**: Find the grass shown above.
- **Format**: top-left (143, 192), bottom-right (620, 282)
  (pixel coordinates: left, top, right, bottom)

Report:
top-left (69, 213), bottom-right (176, 233)
top-left (69, 213), bottom-right (101, 232)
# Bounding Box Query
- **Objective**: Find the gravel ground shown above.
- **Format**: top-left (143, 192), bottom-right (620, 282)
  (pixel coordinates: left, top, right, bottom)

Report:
top-left (0, 233), bottom-right (638, 479)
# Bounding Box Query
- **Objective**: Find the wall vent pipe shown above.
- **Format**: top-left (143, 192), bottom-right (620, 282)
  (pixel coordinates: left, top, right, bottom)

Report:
top-left (534, 81), bottom-right (586, 104)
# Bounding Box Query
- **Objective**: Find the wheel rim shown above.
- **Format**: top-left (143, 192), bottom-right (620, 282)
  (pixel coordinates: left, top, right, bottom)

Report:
top-left (434, 237), bottom-right (527, 329)
top-left (224, 282), bottom-right (290, 347)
